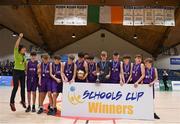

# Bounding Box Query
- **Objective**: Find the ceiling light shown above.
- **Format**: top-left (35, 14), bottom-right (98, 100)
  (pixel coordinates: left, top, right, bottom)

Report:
top-left (72, 33), bottom-right (76, 38)
top-left (133, 34), bottom-right (138, 39)
top-left (12, 32), bottom-right (17, 37)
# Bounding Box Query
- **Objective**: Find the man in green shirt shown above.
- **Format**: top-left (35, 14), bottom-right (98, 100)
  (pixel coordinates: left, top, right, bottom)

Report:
top-left (10, 33), bottom-right (27, 111)
top-left (14, 47), bottom-right (27, 70)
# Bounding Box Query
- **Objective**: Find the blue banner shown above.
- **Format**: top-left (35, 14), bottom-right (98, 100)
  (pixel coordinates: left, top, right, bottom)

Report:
top-left (61, 54), bottom-right (68, 62)
top-left (0, 76), bottom-right (12, 86)
top-left (170, 58), bottom-right (180, 65)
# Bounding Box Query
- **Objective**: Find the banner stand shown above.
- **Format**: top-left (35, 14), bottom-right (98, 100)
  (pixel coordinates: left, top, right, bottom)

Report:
top-left (72, 119), bottom-right (116, 124)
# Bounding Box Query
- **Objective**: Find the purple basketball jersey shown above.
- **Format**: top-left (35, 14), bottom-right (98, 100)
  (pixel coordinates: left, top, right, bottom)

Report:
top-left (144, 67), bottom-right (156, 99)
top-left (27, 60), bottom-right (38, 92)
top-left (143, 67), bottom-right (155, 84)
top-left (110, 61), bottom-right (121, 83)
top-left (132, 63), bottom-right (142, 83)
top-left (123, 63), bottom-right (131, 83)
top-left (64, 62), bottom-right (74, 81)
top-left (75, 60), bottom-right (86, 82)
top-left (51, 63), bottom-right (62, 93)
top-left (39, 62), bottom-right (51, 92)
top-left (87, 62), bottom-right (97, 83)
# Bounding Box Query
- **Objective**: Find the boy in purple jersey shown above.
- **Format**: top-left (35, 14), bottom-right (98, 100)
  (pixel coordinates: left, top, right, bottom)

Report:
top-left (87, 55), bottom-right (97, 83)
top-left (144, 58), bottom-right (160, 119)
top-left (75, 52), bottom-right (88, 83)
top-left (62, 55), bottom-right (76, 83)
top-left (131, 54), bottom-right (145, 88)
top-left (121, 55), bottom-right (133, 85)
top-left (48, 55), bottom-right (63, 115)
top-left (37, 55), bottom-right (51, 114)
top-left (109, 52), bottom-right (122, 84)
top-left (25, 52), bottom-right (38, 112)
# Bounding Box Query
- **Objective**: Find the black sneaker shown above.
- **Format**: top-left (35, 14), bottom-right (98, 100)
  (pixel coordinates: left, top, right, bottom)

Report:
top-left (32, 105), bottom-right (36, 112)
top-left (51, 109), bottom-right (56, 116)
top-left (154, 113), bottom-right (160, 119)
top-left (47, 108), bottom-right (53, 115)
top-left (20, 101), bottom-right (26, 108)
top-left (37, 108), bottom-right (44, 114)
top-left (25, 105), bottom-right (31, 112)
top-left (47, 109), bottom-right (56, 116)
top-left (48, 104), bottom-right (51, 110)
top-left (10, 103), bottom-right (16, 112)
top-left (54, 107), bottom-right (57, 113)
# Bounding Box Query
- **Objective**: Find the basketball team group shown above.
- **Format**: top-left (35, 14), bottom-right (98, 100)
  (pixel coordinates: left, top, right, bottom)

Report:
top-left (9, 33), bottom-right (160, 119)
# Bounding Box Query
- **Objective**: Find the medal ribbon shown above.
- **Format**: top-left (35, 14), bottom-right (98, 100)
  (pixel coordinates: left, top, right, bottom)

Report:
top-left (124, 63), bottom-right (130, 77)
top-left (66, 63), bottom-right (73, 73)
top-left (134, 64), bottom-right (140, 74)
top-left (101, 61), bottom-right (106, 70)
top-left (124, 63), bottom-right (130, 73)
top-left (147, 68), bottom-right (153, 79)
top-left (42, 63), bottom-right (49, 74)
top-left (113, 61), bottom-right (118, 70)
top-left (89, 63), bottom-right (95, 73)
top-left (53, 63), bottom-right (60, 75)
top-left (77, 61), bottom-right (83, 69)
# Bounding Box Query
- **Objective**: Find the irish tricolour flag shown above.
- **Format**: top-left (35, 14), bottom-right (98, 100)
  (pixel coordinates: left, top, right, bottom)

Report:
top-left (88, 6), bottom-right (123, 24)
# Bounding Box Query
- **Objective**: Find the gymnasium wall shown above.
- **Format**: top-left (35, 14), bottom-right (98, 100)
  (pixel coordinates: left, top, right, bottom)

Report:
top-left (55, 29), bottom-right (152, 59)
top-left (0, 29), bottom-right (34, 62)
top-left (2, 28), bottom-right (179, 70)
top-left (0, 29), bottom-right (152, 62)
top-left (154, 44), bottom-right (180, 70)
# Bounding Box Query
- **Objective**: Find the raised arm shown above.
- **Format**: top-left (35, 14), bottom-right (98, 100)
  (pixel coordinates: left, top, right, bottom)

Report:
top-left (14, 33), bottom-right (23, 48)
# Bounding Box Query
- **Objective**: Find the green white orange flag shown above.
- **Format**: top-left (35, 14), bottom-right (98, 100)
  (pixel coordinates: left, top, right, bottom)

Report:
top-left (99, 6), bottom-right (123, 24)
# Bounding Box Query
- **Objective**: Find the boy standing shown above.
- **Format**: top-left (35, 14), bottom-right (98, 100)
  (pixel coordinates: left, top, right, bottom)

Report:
top-left (97, 51), bottom-right (110, 83)
top-left (62, 55), bottom-right (76, 83)
top-left (131, 54), bottom-right (145, 88)
top-left (48, 55), bottom-right (62, 115)
top-left (25, 52), bottom-right (38, 112)
top-left (109, 52), bottom-right (121, 83)
top-left (37, 55), bottom-right (51, 114)
top-left (87, 55), bottom-right (97, 83)
top-left (121, 55), bottom-right (133, 84)
top-left (75, 52), bottom-right (88, 83)
top-left (144, 58), bottom-right (160, 119)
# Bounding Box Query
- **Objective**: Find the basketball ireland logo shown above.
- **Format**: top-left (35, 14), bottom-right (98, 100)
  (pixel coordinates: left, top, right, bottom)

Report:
top-left (68, 86), bottom-right (85, 105)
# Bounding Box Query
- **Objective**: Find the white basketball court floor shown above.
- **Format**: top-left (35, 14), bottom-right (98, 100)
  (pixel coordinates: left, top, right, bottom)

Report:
top-left (0, 86), bottom-right (179, 124)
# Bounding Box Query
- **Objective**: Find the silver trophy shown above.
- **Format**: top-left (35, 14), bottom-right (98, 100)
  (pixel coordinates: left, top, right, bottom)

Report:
top-left (96, 72), bottom-right (100, 83)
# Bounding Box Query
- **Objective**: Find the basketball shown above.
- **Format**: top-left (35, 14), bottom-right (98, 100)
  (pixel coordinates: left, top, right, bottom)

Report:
top-left (77, 70), bottom-right (85, 79)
